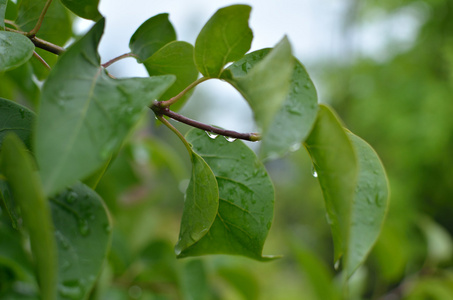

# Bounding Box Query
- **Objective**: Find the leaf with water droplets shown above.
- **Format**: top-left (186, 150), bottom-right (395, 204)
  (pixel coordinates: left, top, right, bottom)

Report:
top-left (345, 132), bottom-right (389, 277)
top-left (0, 134), bottom-right (58, 300)
top-left (221, 37), bottom-right (293, 134)
top-left (50, 182), bottom-right (111, 300)
top-left (176, 129), bottom-right (276, 261)
top-left (194, 5), bottom-right (253, 77)
top-left (35, 19), bottom-right (176, 196)
top-left (304, 105), bottom-right (358, 264)
top-left (175, 150), bottom-right (219, 255)
top-left (0, 97), bottom-right (35, 150)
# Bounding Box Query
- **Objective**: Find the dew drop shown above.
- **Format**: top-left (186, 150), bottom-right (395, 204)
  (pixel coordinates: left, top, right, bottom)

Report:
top-left (128, 285), bottom-right (143, 299)
top-left (224, 136), bottom-right (236, 142)
top-left (19, 108), bottom-right (25, 119)
top-left (78, 219), bottom-right (90, 236)
top-left (66, 191), bottom-right (78, 204)
top-left (304, 83), bottom-right (311, 90)
top-left (311, 166), bottom-right (318, 178)
top-left (289, 143), bottom-right (301, 152)
top-left (103, 223), bottom-right (112, 233)
top-left (334, 260), bottom-right (340, 270)
top-left (206, 131), bottom-right (218, 139)
top-left (58, 281), bottom-right (83, 299)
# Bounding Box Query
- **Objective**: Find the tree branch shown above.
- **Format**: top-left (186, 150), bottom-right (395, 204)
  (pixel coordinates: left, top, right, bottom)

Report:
top-left (5, 27), bottom-right (65, 55)
top-left (151, 102), bottom-right (261, 142)
top-left (102, 53), bottom-right (139, 68)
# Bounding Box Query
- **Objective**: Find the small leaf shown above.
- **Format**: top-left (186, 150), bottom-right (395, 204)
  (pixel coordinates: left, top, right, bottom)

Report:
top-left (222, 37), bottom-right (293, 133)
top-left (180, 260), bottom-right (209, 300)
top-left (144, 41), bottom-right (198, 110)
top-left (0, 0), bottom-right (6, 30)
top-left (304, 104), bottom-right (358, 264)
top-left (59, 0), bottom-right (101, 21)
top-left (175, 151), bottom-right (219, 255)
top-left (129, 13), bottom-right (176, 62)
top-left (260, 59), bottom-right (318, 160)
top-left (50, 182), bottom-right (111, 300)
top-left (0, 31), bottom-right (34, 72)
top-left (194, 5), bottom-right (253, 77)
top-left (177, 129), bottom-right (276, 261)
top-left (0, 97), bottom-right (35, 150)
top-left (16, 0), bottom-right (72, 45)
top-left (346, 132), bottom-right (389, 277)
top-left (35, 19), bottom-right (175, 196)
top-left (0, 134), bottom-right (58, 300)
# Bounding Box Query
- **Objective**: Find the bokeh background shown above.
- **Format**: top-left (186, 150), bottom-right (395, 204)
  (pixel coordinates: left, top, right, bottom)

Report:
top-left (76, 0), bottom-right (453, 299)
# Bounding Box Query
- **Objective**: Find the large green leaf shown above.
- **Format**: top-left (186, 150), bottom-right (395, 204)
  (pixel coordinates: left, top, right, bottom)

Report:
top-left (129, 13), bottom-right (176, 62)
top-left (0, 31), bottom-right (34, 72)
top-left (175, 151), bottom-right (219, 255)
top-left (177, 129), bottom-right (276, 261)
top-left (0, 0), bottom-right (6, 30)
top-left (16, 0), bottom-right (72, 45)
top-left (0, 97), bottom-right (34, 150)
top-left (50, 182), bottom-right (111, 300)
top-left (35, 19), bottom-right (175, 196)
top-left (144, 41), bottom-right (198, 109)
top-left (222, 38), bottom-right (293, 133)
top-left (345, 132), bottom-right (389, 276)
top-left (194, 5), bottom-right (253, 77)
top-left (304, 104), bottom-right (358, 264)
top-left (59, 0), bottom-right (101, 21)
top-left (0, 134), bottom-right (58, 300)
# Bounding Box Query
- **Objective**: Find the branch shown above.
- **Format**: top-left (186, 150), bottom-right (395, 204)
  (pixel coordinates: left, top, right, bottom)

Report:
top-left (160, 77), bottom-right (210, 107)
top-left (5, 27), bottom-right (65, 55)
top-left (151, 102), bottom-right (261, 142)
top-left (102, 53), bottom-right (139, 68)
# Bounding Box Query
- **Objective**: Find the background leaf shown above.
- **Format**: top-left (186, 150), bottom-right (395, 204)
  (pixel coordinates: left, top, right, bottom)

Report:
top-left (0, 31), bottom-right (34, 72)
top-left (0, 0), bottom-right (6, 30)
top-left (174, 151), bottom-right (219, 255)
top-left (50, 182), bottom-right (111, 300)
top-left (144, 41), bottom-right (198, 110)
top-left (129, 13), bottom-right (176, 62)
top-left (194, 5), bottom-right (253, 77)
top-left (346, 132), bottom-right (389, 277)
top-left (222, 37), bottom-right (293, 133)
top-left (0, 134), bottom-right (58, 300)
top-left (35, 19), bottom-right (175, 196)
top-left (59, 0), bottom-right (101, 21)
top-left (177, 129), bottom-right (275, 261)
top-left (304, 104), bottom-right (357, 264)
top-left (0, 97), bottom-right (34, 150)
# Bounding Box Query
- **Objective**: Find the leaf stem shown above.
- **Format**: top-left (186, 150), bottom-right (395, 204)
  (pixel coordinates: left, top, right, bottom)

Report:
top-left (151, 102), bottom-right (261, 142)
top-left (27, 0), bottom-right (53, 37)
top-left (4, 20), bottom-right (19, 30)
top-left (156, 115), bottom-right (193, 156)
top-left (5, 27), bottom-right (65, 55)
top-left (102, 52), bottom-right (139, 69)
top-left (160, 77), bottom-right (210, 107)
top-left (33, 51), bottom-right (51, 69)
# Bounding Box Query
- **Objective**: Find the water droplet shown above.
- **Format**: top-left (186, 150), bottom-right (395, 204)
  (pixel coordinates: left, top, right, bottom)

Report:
top-left (66, 191), bottom-right (78, 204)
top-left (19, 108), bottom-right (25, 119)
top-left (224, 136), bottom-right (236, 142)
top-left (78, 219), bottom-right (90, 236)
top-left (103, 223), bottom-right (112, 233)
top-left (334, 260), bottom-right (340, 270)
top-left (289, 143), bottom-right (301, 152)
top-left (206, 131), bottom-right (218, 139)
top-left (55, 231), bottom-right (70, 249)
top-left (304, 83), bottom-right (311, 90)
top-left (128, 285), bottom-right (143, 299)
top-left (325, 213), bottom-right (333, 225)
top-left (59, 281), bottom-right (83, 299)
top-left (311, 166), bottom-right (318, 178)
top-left (178, 179), bottom-right (190, 193)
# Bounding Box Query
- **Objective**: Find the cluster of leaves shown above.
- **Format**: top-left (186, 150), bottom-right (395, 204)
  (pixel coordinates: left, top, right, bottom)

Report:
top-left (0, 0), bottom-right (389, 299)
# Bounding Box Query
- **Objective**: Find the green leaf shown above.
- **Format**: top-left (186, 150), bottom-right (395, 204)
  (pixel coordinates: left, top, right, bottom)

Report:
top-left (144, 41), bottom-right (198, 110)
top-left (16, 0), bottom-right (72, 45)
top-left (177, 129), bottom-right (276, 261)
top-left (180, 260), bottom-right (209, 300)
top-left (346, 132), bottom-right (389, 276)
top-left (0, 31), bottom-right (34, 72)
top-left (194, 5), bottom-right (253, 77)
top-left (0, 98), bottom-right (35, 150)
top-left (260, 59), bottom-right (318, 160)
top-left (304, 104), bottom-right (357, 264)
top-left (216, 265), bottom-right (260, 300)
top-left (59, 0), bottom-right (101, 21)
top-left (174, 151), bottom-right (219, 255)
top-left (129, 13), bottom-right (176, 62)
top-left (0, 0), bottom-right (6, 30)
top-left (222, 37), bottom-right (293, 133)
top-left (50, 182), bottom-right (111, 300)
top-left (35, 19), bottom-right (175, 196)
top-left (0, 134), bottom-right (58, 300)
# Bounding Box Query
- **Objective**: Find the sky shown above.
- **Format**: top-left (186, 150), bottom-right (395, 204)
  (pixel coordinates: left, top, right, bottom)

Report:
top-left (75, 0), bottom-right (423, 133)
